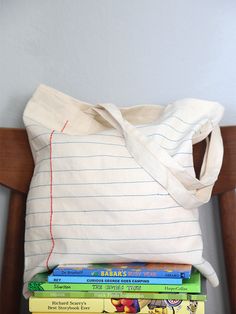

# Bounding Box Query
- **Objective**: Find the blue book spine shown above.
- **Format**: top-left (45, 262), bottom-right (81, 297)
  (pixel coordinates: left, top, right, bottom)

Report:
top-left (53, 263), bottom-right (191, 279)
top-left (48, 275), bottom-right (182, 285)
top-left (53, 268), bottom-right (190, 278)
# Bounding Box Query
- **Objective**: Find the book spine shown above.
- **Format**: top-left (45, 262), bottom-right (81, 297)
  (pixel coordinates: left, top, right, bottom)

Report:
top-left (28, 282), bottom-right (200, 293)
top-left (33, 290), bottom-right (188, 300)
top-left (48, 275), bottom-right (182, 285)
top-left (29, 298), bottom-right (205, 313)
top-left (53, 268), bottom-right (185, 278)
top-left (187, 293), bottom-right (207, 301)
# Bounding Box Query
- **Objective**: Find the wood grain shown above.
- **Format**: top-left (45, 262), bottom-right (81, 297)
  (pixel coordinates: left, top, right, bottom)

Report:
top-left (0, 128), bottom-right (33, 193)
top-left (0, 190), bottom-right (26, 314)
top-left (219, 190), bottom-right (236, 314)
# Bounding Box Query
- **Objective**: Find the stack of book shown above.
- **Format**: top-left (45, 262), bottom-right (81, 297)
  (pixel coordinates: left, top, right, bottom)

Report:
top-left (28, 263), bottom-right (206, 314)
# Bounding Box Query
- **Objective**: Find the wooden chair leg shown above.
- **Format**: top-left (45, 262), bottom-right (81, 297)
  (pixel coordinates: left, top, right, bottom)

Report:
top-left (0, 190), bottom-right (26, 314)
top-left (219, 189), bottom-right (236, 314)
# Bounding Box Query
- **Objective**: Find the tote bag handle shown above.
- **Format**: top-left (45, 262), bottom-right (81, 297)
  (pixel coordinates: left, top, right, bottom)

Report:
top-left (93, 103), bottom-right (223, 209)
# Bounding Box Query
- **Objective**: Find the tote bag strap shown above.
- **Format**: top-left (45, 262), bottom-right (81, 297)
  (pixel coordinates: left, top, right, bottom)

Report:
top-left (93, 103), bottom-right (223, 209)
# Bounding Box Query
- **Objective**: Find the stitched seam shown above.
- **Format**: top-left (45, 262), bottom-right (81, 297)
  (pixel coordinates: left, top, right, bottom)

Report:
top-left (61, 120), bottom-right (69, 132)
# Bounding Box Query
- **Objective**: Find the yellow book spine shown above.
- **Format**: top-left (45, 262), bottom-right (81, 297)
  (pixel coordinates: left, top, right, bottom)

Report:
top-left (29, 297), bottom-right (113, 312)
top-left (30, 298), bottom-right (205, 313)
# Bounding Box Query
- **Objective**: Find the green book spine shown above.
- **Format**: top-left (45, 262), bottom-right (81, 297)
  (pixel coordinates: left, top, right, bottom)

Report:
top-left (187, 276), bottom-right (207, 301)
top-left (188, 293), bottom-right (207, 301)
top-left (33, 290), bottom-right (188, 300)
top-left (29, 272), bottom-right (201, 293)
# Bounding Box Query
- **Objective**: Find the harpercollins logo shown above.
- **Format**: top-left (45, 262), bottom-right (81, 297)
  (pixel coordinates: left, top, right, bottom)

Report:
top-left (164, 286), bottom-right (187, 292)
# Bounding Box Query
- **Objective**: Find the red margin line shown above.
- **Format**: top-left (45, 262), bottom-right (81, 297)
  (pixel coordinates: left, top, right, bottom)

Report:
top-left (46, 129), bottom-right (55, 271)
top-left (45, 121), bottom-right (69, 271)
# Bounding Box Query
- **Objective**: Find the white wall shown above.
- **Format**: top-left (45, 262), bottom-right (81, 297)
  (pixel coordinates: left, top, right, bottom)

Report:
top-left (0, 1), bottom-right (235, 313)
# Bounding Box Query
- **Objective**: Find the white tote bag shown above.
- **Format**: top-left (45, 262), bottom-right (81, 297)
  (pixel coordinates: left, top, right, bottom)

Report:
top-left (23, 84), bottom-right (224, 297)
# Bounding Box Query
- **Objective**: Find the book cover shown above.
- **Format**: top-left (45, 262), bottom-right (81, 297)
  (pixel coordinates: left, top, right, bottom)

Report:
top-left (28, 271), bottom-right (201, 293)
top-left (53, 263), bottom-right (192, 279)
top-left (48, 274), bottom-right (182, 285)
top-left (29, 298), bottom-right (204, 313)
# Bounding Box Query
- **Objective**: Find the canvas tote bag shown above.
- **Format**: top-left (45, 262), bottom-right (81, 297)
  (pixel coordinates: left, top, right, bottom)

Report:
top-left (23, 84), bottom-right (224, 297)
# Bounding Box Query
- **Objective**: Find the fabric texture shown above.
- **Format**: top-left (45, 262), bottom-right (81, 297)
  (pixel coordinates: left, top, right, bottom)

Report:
top-left (23, 84), bottom-right (224, 297)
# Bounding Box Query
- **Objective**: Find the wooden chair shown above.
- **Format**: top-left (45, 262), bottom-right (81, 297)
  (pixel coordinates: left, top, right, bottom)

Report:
top-left (0, 126), bottom-right (236, 314)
